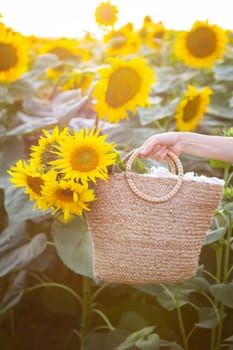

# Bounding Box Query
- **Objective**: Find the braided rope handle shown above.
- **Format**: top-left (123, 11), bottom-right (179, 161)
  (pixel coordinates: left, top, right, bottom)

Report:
top-left (123, 149), bottom-right (177, 175)
top-left (125, 148), bottom-right (184, 203)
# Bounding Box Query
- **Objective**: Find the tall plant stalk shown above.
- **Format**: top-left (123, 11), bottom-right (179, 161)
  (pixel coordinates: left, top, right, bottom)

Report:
top-left (80, 276), bottom-right (93, 350)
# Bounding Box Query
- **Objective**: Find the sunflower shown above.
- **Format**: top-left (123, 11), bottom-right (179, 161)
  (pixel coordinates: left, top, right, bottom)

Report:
top-left (41, 171), bottom-right (95, 221)
top-left (30, 127), bottom-right (69, 169)
top-left (92, 57), bottom-right (155, 123)
top-left (103, 25), bottom-right (141, 56)
top-left (146, 22), bottom-right (167, 49)
top-left (173, 20), bottom-right (228, 69)
top-left (50, 128), bottom-right (117, 183)
top-left (0, 25), bottom-right (29, 83)
top-left (40, 37), bottom-right (90, 61)
top-left (174, 85), bottom-right (212, 131)
top-left (95, 1), bottom-right (118, 27)
top-left (61, 70), bottom-right (94, 93)
top-left (7, 159), bottom-right (46, 210)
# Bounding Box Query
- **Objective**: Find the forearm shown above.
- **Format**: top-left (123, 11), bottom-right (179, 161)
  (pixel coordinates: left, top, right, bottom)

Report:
top-left (179, 132), bottom-right (233, 163)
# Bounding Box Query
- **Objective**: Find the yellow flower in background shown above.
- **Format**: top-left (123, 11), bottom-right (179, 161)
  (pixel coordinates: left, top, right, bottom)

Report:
top-left (45, 64), bottom-right (66, 80)
top-left (8, 159), bottom-right (45, 210)
top-left (0, 25), bottom-right (29, 83)
top-left (92, 57), bottom-right (155, 123)
top-left (138, 15), bottom-right (155, 43)
top-left (51, 128), bottom-right (117, 183)
top-left (41, 171), bottom-right (95, 221)
top-left (103, 25), bottom-right (142, 56)
top-left (40, 37), bottom-right (90, 61)
top-left (173, 21), bottom-right (228, 69)
top-left (174, 85), bottom-right (212, 131)
top-left (30, 127), bottom-right (69, 168)
top-left (95, 1), bottom-right (118, 27)
top-left (62, 70), bottom-right (94, 93)
top-left (146, 22), bottom-right (167, 49)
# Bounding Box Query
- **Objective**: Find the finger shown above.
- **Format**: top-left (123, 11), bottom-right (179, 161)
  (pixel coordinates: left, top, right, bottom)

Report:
top-left (149, 146), bottom-right (167, 161)
top-left (138, 138), bottom-right (158, 156)
top-left (157, 146), bottom-right (169, 161)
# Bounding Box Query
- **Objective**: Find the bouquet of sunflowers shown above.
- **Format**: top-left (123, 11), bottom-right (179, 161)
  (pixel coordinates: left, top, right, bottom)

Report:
top-left (8, 126), bottom-right (118, 223)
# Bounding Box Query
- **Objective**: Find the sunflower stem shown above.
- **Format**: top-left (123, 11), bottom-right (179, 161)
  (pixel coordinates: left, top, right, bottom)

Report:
top-left (80, 276), bottom-right (93, 350)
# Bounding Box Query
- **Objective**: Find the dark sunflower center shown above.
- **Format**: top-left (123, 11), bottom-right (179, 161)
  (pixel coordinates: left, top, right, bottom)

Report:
top-left (49, 47), bottom-right (75, 60)
top-left (26, 176), bottom-right (44, 195)
top-left (0, 42), bottom-right (18, 71)
top-left (71, 146), bottom-right (99, 172)
top-left (57, 189), bottom-right (75, 202)
top-left (153, 31), bottom-right (165, 40)
top-left (182, 95), bottom-right (201, 122)
top-left (186, 27), bottom-right (217, 58)
top-left (106, 67), bottom-right (141, 108)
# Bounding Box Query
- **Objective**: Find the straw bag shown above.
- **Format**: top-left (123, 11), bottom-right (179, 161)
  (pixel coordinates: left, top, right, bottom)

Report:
top-left (86, 148), bottom-right (224, 284)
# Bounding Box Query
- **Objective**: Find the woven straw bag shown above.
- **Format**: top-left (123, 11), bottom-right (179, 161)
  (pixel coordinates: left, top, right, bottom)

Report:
top-left (86, 149), bottom-right (224, 284)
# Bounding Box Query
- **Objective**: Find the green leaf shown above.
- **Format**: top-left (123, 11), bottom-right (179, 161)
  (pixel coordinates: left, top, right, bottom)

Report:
top-left (8, 78), bottom-right (35, 101)
top-left (51, 216), bottom-right (93, 278)
top-left (203, 227), bottom-right (227, 246)
top-left (213, 65), bottom-right (233, 81)
top-left (0, 221), bottom-right (27, 254)
top-left (6, 112), bottom-right (57, 135)
top-left (208, 93), bottom-right (233, 119)
top-left (0, 137), bottom-right (24, 188)
top-left (160, 340), bottom-right (184, 350)
top-left (152, 66), bottom-right (197, 94)
top-left (210, 283), bottom-right (233, 308)
top-left (117, 311), bottom-right (147, 331)
top-left (137, 98), bottom-right (179, 126)
top-left (84, 329), bottom-right (130, 350)
top-left (210, 159), bottom-right (231, 170)
top-left (52, 89), bottom-right (88, 122)
top-left (225, 335), bottom-right (233, 343)
top-left (116, 327), bottom-right (155, 350)
top-left (0, 233), bottom-right (47, 277)
top-left (156, 287), bottom-right (189, 311)
top-left (4, 185), bottom-right (49, 221)
top-left (0, 271), bottom-right (27, 313)
top-left (23, 53), bottom-right (60, 79)
top-left (135, 334), bottom-right (160, 350)
top-left (223, 202), bottom-right (233, 213)
top-left (134, 284), bottom-right (163, 297)
top-left (195, 307), bottom-right (218, 329)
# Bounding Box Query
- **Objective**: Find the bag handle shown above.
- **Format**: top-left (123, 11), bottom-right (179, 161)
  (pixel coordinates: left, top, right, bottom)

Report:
top-left (125, 148), bottom-right (184, 203)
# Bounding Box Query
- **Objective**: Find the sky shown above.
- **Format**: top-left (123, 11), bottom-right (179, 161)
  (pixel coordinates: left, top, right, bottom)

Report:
top-left (1, 0), bottom-right (233, 38)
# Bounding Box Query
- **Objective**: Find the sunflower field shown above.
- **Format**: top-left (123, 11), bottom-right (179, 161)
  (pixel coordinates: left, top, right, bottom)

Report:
top-left (0, 2), bottom-right (233, 350)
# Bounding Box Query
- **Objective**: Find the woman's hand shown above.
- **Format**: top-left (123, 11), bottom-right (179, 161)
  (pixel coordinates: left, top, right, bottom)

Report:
top-left (138, 132), bottom-right (183, 161)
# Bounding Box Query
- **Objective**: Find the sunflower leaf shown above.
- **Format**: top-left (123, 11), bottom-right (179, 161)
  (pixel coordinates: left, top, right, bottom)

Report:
top-left (0, 270), bottom-right (27, 314)
top-left (4, 185), bottom-right (49, 221)
top-left (0, 233), bottom-right (47, 277)
top-left (51, 216), bottom-right (93, 278)
top-left (8, 78), bottom-right (35, 102)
